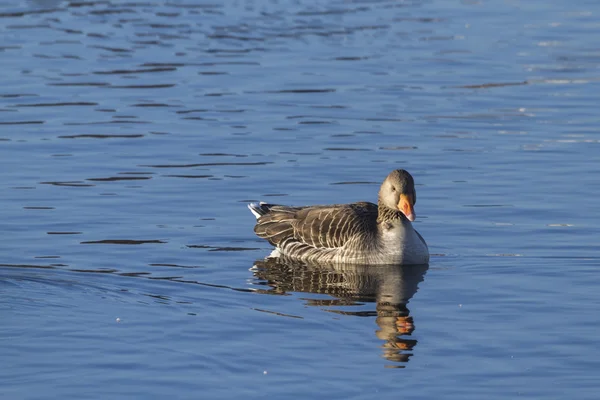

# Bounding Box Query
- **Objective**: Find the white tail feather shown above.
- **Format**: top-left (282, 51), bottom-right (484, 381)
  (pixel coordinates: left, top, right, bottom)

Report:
top-left (248, 203), bottom-right (261, 219)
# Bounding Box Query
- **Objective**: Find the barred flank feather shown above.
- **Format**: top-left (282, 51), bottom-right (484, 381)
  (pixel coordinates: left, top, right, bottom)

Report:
top-left (251, 202), bottom-right (380, 261)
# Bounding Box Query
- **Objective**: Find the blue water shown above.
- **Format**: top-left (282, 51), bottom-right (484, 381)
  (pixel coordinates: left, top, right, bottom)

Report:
top-left (2, 0), bottom-right (600, 398)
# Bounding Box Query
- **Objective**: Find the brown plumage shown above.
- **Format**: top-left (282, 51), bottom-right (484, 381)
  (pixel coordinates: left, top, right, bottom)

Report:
top-left (248, 170), bottom-right (429, 265)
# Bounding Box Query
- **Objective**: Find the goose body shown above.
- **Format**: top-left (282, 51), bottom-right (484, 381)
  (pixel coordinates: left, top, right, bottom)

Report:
top-left (248, 170), bottom-right (429, 265)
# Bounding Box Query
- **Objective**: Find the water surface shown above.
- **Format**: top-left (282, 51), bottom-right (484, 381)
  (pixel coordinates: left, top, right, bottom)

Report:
top-left (2, 0), bottom-right (600, 399)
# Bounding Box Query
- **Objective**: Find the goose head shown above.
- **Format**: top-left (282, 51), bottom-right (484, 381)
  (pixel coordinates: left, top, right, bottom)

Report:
top-left (378, 169), bottom-right (417, 221)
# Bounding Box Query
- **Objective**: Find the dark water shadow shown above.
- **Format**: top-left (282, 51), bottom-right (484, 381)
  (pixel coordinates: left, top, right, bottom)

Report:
top-left (250, 256), bottom-right (429, 368)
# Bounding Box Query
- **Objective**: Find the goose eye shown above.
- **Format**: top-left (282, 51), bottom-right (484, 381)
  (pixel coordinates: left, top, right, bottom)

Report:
top-left (391, 186), bottom-right (396, 192)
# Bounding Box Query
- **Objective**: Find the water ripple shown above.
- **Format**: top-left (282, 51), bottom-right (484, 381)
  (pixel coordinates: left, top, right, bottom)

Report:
top-left (81, 239), bottom-right (166, 245)
top-left (141, 162), bottom-right (273, 168)
top-left (58, 134), bottom-right (144, 139)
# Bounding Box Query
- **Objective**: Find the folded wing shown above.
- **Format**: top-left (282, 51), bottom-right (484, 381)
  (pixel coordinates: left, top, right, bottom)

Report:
top-left (254, 202), bottom-right (378, 250)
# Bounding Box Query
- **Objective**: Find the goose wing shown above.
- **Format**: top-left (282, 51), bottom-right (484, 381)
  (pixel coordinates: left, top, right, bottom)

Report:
top-left (254, 202), bottom-right (378, 249)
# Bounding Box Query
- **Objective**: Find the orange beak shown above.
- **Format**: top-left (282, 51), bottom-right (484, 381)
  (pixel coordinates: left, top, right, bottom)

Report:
top-left (398, 193), bottom-right (415, 221)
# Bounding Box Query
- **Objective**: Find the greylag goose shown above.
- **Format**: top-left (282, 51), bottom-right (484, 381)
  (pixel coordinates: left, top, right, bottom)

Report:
top-left (248, 170), bottom-right (429, 265)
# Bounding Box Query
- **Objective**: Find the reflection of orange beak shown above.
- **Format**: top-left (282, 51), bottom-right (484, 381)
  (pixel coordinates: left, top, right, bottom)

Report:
top-left (396, 316), bottom-right (415, 335)
top-left (398, 194), bottom-right (415, 221)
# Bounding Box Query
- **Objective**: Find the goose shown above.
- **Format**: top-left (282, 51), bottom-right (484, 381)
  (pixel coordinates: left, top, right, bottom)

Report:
top-left (248, 169), bottom-right (429, 265)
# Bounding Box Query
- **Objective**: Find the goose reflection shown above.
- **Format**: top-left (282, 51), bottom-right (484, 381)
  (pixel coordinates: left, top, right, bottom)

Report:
top-left (251, 257), bottom-right (428, 367)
